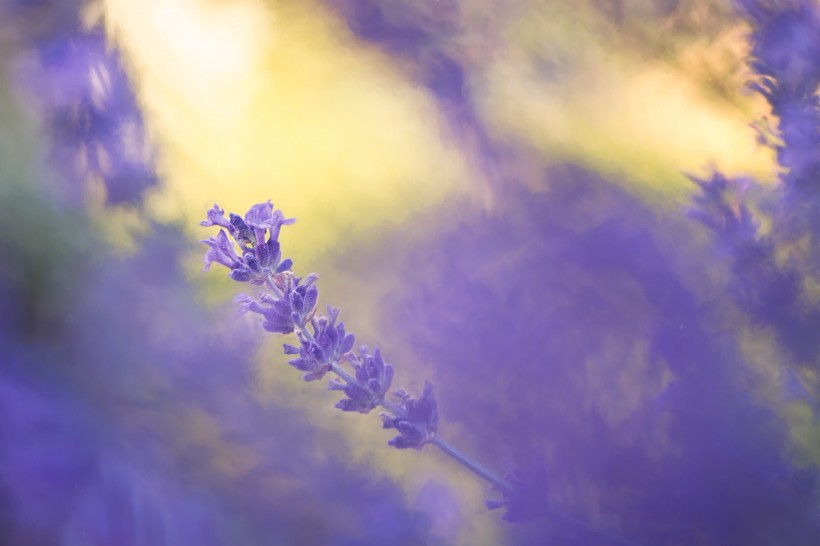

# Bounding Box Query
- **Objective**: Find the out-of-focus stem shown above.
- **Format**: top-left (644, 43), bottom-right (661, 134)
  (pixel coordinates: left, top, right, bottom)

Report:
top-left (429, 435), bottom-right (513, 494)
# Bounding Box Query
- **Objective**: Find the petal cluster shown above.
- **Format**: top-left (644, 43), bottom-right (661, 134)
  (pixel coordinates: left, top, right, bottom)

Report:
top-left (330, 347), bottom-right (393, 413)
top-left (236, 273), bottom-right (319, 334)
top-left (284, 306), bottom-right (356, 382)
top-left (200, 202), bottom-right (295, 284)
top-left (381, 381), bottom-right (438, 450)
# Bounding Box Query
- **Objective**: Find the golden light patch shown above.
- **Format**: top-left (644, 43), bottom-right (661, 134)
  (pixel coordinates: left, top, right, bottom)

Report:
top-left (103, 0), bottom-right (477, 261)
top-left (737, 324), bottom-right (787, 401)
top-left (784, 401), bottom-right (820, 466)
top-left (474, 6), bottom-right (777, 208)
top-left (736, 323), bottom-right (820, 466)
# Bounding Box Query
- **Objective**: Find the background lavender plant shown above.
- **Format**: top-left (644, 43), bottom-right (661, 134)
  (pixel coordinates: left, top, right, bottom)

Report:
top-left (681, 1), bottom-right (820, 374)
top-left (4, 0), bottom-right (158, 206)
top-left (373, 168), bottom-right (820, 544)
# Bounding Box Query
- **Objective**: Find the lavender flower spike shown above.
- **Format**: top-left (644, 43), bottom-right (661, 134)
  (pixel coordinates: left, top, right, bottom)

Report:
top-left (382, 381), bottom-right (439, 449)
top-left (201, 201), bottom-right (515, 516)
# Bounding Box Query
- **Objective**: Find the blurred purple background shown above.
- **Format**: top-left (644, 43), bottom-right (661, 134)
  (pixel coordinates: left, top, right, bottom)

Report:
top-left (2, 1), bottom-right (820, 545)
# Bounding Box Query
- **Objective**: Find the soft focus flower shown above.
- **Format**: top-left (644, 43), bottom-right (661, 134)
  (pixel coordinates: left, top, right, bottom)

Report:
top-left (330, 346), bottom-right (394, 413)
top-left (381, 381), bottom-right (438, 449)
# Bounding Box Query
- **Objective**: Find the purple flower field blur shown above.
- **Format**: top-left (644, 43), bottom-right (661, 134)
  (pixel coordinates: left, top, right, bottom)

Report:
top-left (1, 1), bottom-right (820, 545)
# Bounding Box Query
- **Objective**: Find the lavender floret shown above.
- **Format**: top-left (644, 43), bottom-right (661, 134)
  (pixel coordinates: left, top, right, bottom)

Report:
top-left (202, 229), bottom-right (241, 271)
top-left (230, 239), bottom-right (292, 285)
top-left (330, 346), bottom-right (393, 413)
top-left (236, 272), bottom-right (318, 334)
top-left (381, 381), bottom-right (438, 449)
top-left (200, 201), bottom-right (295, 284)
top-left (244, 199), bottom-right (294, 242)
top-left (284, 306), bottom-right (355, 382)
top-left (229, 213), bottom-right (256, 248)
top-left (200, 204), bottom-right (232, 230)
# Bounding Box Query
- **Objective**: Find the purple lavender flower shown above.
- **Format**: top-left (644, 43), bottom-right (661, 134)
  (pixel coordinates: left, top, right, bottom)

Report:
top-left (330, 346), bottom-right (394, 413)
top-left (236, 272), bottom-right (319, 334)
top-left (200, 204), bottom-right (232, 230)
top-left (381, 381), bottom-right (438, 449)
top-left (200, 201), bottom-right (294, 285)
top-left (202, 229), bottom-right (241, 271)
top-left (284, 306), bottom-right (356, 382)
top-left (244, 200), bottom-right (293, 243)
top-left (230, 240), bottom-right (291, 284)
top-left (200, 201), bottom-right (513, 518)
top-left (229, 213), bottom-right (256, 249)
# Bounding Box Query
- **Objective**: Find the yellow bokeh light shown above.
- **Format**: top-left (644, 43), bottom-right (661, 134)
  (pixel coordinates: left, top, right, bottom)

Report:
top-left (473, 2), bottom-right (777, 207)
top-left (103, 0), bottom-right (479, 260)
